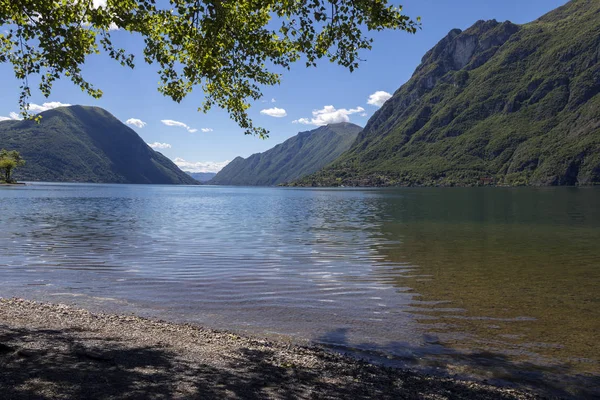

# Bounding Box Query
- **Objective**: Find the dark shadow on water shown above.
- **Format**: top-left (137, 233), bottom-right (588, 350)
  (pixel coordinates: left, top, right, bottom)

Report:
top-left (317, 328), bottom-right (600, 400)
top-left (0, 324), bottom-right (559, 400)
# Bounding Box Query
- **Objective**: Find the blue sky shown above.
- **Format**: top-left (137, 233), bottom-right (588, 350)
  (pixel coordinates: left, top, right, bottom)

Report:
top-left (0, 0), bottom-right (568, 172)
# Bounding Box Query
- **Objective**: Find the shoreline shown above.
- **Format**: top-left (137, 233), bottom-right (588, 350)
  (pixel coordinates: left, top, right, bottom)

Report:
top-left (0, 298), bottom-right (539, 399)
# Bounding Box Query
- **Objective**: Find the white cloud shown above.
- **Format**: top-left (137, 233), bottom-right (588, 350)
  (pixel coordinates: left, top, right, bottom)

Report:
top-left (360, 113), bottom-right (368, 117)
top-left (292, 105), bottom-right (364, 126)
top-left (0, 112), bottom-right (22, 121)
top-left (161, 119), bottom-right (197, 133)
top-left (126, 118), bottom-right (146, 128)
top-left (173, 158), bottom-right (230, 173)
top-left (367, 91), bottom-right (392, 107)
top-left (271, 98), bottom-right (276, 103)
top-left (161, 119), bottom-right (188, 129)
top-left (260, 107), bottom-right (287, 118)
top-left (29, 102), bottom-right (71, 113)
top-left (147, 142), bottom-right (172, 150)
top-left (292, 118), bottom-right (310, 125)
top-left (1, 102), bottom-right (69, 120)
top-left (201, 128), bottom-right (213, 132)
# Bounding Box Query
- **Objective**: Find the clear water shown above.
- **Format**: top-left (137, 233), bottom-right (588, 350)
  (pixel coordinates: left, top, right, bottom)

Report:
top-left (1, 183), bottom-right (599, 397)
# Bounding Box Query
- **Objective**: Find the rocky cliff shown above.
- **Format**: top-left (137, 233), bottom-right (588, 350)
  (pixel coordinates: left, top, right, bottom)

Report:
top-left (295, 0), bottom-right (600, 187)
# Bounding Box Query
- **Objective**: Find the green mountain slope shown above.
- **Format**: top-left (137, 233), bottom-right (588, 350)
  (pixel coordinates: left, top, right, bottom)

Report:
top-left (296, 0), bottom-right (600, 187)
top-left (0, 105), bottom-right (198, 184)
top-left (210, 122), bottom-right (362, 186)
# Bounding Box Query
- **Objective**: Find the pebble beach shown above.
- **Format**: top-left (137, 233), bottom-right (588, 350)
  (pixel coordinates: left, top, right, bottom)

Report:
top-left (0, 298), bottom-right (542, 399)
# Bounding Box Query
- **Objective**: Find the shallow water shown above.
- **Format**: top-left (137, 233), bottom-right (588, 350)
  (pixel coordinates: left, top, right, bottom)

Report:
top-left (1, 183), bottom-right (598, 397)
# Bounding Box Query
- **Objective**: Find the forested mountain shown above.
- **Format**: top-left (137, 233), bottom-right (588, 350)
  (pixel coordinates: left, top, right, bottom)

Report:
top-left (0, 105), bottom-right (197, 184)
top-left (295, 0), bottom-right (600, 187)
top-left (210, 122), bottom-right (362, 186)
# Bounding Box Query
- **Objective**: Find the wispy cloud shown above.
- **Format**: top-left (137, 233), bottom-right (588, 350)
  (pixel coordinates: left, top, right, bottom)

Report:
top-left (0, 101), bottom-right (70, 121)
top-left (173, 158), bottom-right (230, 173)
top-left (260, 107), bottom-right (287, 118)
top-left (0, 111), bottom-right (22, 121)
top-left (271, 98), bottom-right (276, 103)
top-left (161, 119), bottom-right (197, 133)
top-left (201, 128), bottom-right (213, 132)
top-left (161, 119), bottom-right (188, 129)
top-left (147, 142), bottom-right (172, 150)
top-left (30, 102), bottom-right (66, 112)
top-left (28, 102), bottom-right (71, 113)
top-left (292, 105), bottom-right (364, 126)
top-left (0, 103), bottom-right (68, 120)
top-left (367, 91), bottom-right (392, 107)
top-left (126, 118), bottom-right (146, 128)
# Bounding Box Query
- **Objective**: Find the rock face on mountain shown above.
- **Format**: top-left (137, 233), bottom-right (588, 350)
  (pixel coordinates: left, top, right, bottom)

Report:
top-left (0, 106), bottom-right (198, 184)
top-left (210, 123), bottom-right (362, 186)
top-left (296, 0), bottom-right (600, 187)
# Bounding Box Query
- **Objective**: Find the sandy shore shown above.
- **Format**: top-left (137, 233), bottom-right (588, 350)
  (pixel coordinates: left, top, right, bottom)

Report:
top-left (0, 298), bottom-right (540, 400)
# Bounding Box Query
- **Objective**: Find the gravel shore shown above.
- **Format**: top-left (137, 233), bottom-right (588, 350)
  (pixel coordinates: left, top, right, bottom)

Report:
top-left (0, 298), bottom-right (540, 400)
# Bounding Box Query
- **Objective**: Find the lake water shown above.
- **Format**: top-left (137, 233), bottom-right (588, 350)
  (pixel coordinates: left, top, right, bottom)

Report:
top-left (1, 183), bottom-right (598, 398)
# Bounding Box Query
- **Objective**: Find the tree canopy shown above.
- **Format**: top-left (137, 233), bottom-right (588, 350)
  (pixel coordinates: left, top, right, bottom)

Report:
top-left (0, 149), bottom-right (25, 183)
top-left (0, 0), bottom-right (419, 137)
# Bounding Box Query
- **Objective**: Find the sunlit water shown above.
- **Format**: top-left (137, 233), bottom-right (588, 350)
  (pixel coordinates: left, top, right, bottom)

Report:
top-left (1, 183), bottom-right (598, 398)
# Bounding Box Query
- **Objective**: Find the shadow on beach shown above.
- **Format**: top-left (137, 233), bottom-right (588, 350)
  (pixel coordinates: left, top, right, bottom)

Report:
top-left (317, 328), bottom-right (600, 400)
top-left (0, 323), bottom-right (546, 400)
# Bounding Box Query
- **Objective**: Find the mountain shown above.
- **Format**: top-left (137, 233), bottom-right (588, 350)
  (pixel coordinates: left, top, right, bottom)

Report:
top-left (210, 122), bottom-right (362, 186)
top-left (295, 0), bottom-right (600, 187)
top-left (186, 171), bottom-right (216, 182)
top-left (0, 105), bottom-right (197, 184)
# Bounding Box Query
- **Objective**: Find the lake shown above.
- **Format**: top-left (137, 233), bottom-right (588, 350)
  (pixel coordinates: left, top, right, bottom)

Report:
top-left (1, 183), bottom-right (598, 398)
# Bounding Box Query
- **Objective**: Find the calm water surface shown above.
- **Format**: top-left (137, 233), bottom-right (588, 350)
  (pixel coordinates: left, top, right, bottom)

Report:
top-left (1, 183), bottom-right (598, 397)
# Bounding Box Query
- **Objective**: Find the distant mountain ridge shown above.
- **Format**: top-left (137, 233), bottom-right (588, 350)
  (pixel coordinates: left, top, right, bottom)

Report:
top-left (210, 122), bottom-right (362, 186)
top-left (295, 0), bottom-right (600, 187)
top-left (0, 105), bottom-right (197, 184)
top-left (186, 171), bottom-right (216, 182)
